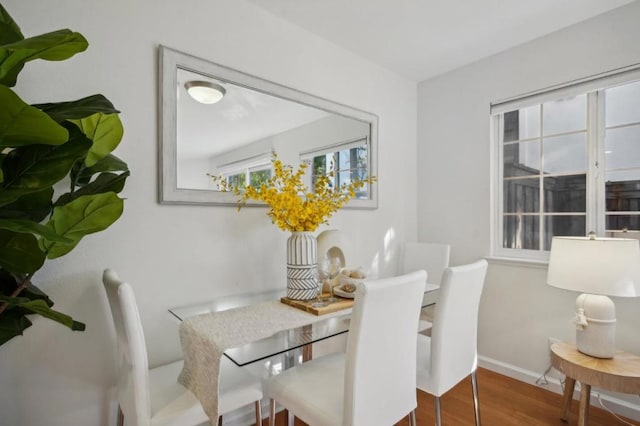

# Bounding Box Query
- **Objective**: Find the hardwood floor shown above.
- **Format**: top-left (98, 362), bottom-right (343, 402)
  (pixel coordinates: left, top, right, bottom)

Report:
top-left (266, 367), bottom-right (640, 425)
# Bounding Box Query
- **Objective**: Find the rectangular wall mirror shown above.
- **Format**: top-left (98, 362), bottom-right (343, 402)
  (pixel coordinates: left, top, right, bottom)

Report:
top-left (158, 46), bottom-right (378, 208)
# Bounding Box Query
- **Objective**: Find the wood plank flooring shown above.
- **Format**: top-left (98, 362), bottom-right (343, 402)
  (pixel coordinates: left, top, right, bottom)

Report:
top-left (266, 367), bottom-right (640, 425)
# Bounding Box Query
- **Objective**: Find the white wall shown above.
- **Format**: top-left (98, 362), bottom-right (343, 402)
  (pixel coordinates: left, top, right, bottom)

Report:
top-left (0, 1), bottom-right (417, 425)
top-left (417, 1), bottom-right (640, 416)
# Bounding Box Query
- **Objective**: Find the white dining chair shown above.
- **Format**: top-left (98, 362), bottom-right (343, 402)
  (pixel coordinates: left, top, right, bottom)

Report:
top-left (267, 270), bottom-right (426, 426)
top-left (400, 241), bottom-right (451, 331)
top-left (102, 269), bottom-right (264, 426)
top-left (415, 259), bottom-right (488, 426)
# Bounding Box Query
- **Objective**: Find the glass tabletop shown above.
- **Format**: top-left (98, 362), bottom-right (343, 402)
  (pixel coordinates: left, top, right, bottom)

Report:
top-left (170, 284), bottom-right (439, 366)
top-left (169, 288), bottom-right (286, 322)
top-left (226, 315), bottom-right (352, 366)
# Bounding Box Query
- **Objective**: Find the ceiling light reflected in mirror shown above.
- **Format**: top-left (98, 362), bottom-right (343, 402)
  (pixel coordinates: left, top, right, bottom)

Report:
top-left (185, 80), bottom-right (226, 104)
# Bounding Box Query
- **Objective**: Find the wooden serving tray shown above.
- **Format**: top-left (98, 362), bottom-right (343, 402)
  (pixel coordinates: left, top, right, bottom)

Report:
top-left (281, 294), bottom-right (354, 315)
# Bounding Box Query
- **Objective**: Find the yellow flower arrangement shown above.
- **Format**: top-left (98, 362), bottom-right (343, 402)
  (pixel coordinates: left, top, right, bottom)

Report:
top-left (213, 153), bottom-right (374, 232)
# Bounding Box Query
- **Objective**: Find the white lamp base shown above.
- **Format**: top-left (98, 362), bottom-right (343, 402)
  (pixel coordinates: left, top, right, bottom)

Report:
top-left (575, 293), bottom-right (616, 359)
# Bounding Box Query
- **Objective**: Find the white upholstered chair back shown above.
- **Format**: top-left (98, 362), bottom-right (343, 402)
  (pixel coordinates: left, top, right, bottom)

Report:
top-left (400, 242), bottom-right (451, 286)
top-left (343, 270), bottom-right (426, 425)
top-left (428, 259), bottom-right (487, 395)
top-left (103, 269), bottom-right (152, 426)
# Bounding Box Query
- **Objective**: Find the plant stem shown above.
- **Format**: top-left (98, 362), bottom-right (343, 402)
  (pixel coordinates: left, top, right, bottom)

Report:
top-left (0, 274), bottom-right (32, 315)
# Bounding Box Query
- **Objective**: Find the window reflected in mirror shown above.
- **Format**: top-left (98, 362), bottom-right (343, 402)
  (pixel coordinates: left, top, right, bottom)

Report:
top-left (302, 139), bottom-right (370, 199)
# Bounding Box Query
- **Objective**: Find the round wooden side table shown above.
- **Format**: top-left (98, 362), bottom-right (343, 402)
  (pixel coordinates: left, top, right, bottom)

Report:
top-left (550, 341), bottom-right (640, 426)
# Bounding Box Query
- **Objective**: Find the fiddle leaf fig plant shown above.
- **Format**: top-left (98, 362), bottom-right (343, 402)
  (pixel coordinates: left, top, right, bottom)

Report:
top-left (0, 4), bottom-right (130, 345)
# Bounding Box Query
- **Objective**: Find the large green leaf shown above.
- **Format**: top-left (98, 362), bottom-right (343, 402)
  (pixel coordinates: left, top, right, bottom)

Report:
top-left (0, 4), bottom-right (24, 46)
top-left (0, 309), bottom-right (32, 345)
top-left (0, 29), bottom-right (88, 87)
top-left (0, 295), bottom-right (85, 331)
top-left (0, 218), bottom-right (71, 242)
top-left (42, 192), bottom-right (124, 259)
top-left (0, 85), bottom-right (68, 147)
top-left (0, 269), bottom-right (18, 294)
top-left (70, 112), bottom-right (123, 167)
top-left (4, 297), bottom-right (84, 331)
top-left (72, 154), bottom-right (129, 186)
top-left (56, 171), bottom-right (129, 206)
top-left (33, 94), bottom-right (119, 123)
top-left (21, 282), bottom-right (54, 307)
top-left (0, 187), bottom-right (53, 222)
top-left (0, 229), bottom-right (45, 274)
top-left (0, 271), bottom-right (53, 307)
top-left (0, 125), bottom-right (91, 206)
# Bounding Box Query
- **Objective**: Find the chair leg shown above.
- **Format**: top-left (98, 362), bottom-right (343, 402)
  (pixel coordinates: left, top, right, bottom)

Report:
top-left (471, 370), bottom-right (481, 426)
top-left (434, 396), bottom-right (442, 426)
top-left (409, 409), bottom-right (417, 426)
top-left (117, 405), bottom-right (124, 426)
top-left (269, 399), bottom-right (276, 426)
top-left (255, 400), bottom-right (263, 426)
top-left (218, 414), bottom-right (223, 426)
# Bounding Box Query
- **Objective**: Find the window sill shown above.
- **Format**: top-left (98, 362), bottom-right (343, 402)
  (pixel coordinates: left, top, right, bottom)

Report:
top-left (485, 256), bottom-right (549, 270)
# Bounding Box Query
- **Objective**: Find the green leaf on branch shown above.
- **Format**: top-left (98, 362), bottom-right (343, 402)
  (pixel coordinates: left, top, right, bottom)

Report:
top-left (0, 271), bottom-right (53, 307)
top-left (0, 85), bottom-right (68, 147)
top-left (33, 94), bottom-right (119, 122)
top-left (0, 295), bottom-right (85, 332)
top-left (0, 269), bottom-right (53, 307)
top-left (42, 192), bottom-right (124, 259)
top-left (0, 218), bottom-right (71, 242)
top-left (22, 282), bottom-right (54, 307)
top-left (0, 125), bottom-right (91, 206)
top-left (0, 29), bottom-right (88, 87)
top-left (56, 171), bottom-right (129, 206)
top-left (0, 4), bottom-right (24, 46)
top-left (72, 154), bottom-right (129, 186)
top-left (0, 309), bottom-right (32, 345)
top-left (70, 112), bottom-right (123, 167)
top-left (0, 187), bottom-right (53, 222)
top-left (0, 268), bottom-right (18, 294)
top-left (0, 229), bottom-right (45, 274)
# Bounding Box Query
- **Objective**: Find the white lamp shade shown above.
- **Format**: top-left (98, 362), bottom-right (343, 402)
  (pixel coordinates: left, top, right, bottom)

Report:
top-left (184, 81), bottom-right (225, 104)
top-left (547, 237), bottom-right (640, 297)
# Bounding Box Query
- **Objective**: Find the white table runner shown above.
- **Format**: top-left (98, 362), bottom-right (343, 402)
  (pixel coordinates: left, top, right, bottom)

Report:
top-left (178, 300), bottom-right (326, 422)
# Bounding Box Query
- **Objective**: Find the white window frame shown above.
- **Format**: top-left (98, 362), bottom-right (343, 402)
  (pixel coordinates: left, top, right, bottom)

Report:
top-left (490, 65), bottom-right (640, 262)
top-left (300, 137), bottom-right (370, 192)
top-left (216, 153), bottom-right (273, 187)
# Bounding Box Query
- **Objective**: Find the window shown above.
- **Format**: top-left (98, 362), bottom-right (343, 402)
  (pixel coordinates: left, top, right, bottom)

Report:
top-left (492, 71), bottom-right (640, 261)
top-left (301, 138), bottom-right (371, 199)
top-left (217, 155), bottom-right (272, 190)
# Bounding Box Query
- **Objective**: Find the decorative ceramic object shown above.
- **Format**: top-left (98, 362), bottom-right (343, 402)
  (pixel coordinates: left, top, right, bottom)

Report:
top-left (286, 232), bottom-right (318, 300)
top-left (317, 229), bottom-right (352, 294)
top-left (316, 229), bottom-right (351, 268)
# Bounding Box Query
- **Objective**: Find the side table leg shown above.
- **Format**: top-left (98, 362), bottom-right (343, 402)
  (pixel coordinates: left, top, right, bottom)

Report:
top-left (578, 383), bottom-right (591, 426)
top-left (561, 377), bottom-right (576, 422)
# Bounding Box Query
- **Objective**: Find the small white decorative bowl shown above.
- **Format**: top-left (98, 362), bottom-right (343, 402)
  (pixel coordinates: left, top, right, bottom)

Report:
top-left (338, 273), bottom-right (366, 288)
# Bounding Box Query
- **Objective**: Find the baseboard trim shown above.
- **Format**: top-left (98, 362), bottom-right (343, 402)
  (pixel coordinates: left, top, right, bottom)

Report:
top-left (479, 355), bottom-right (640, 422)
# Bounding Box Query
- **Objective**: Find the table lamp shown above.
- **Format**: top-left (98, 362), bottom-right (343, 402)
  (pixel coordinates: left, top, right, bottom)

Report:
top-left (546, 234), bottom-right (640, 358)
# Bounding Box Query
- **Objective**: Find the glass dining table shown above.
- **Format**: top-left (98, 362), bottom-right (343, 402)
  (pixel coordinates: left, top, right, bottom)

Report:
top-left (169, 283), bottom-right (439, 367)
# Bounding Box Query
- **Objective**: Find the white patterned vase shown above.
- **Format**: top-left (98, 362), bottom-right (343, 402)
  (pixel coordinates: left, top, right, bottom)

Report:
top-left (286, 231), bottom-right (318, 300)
